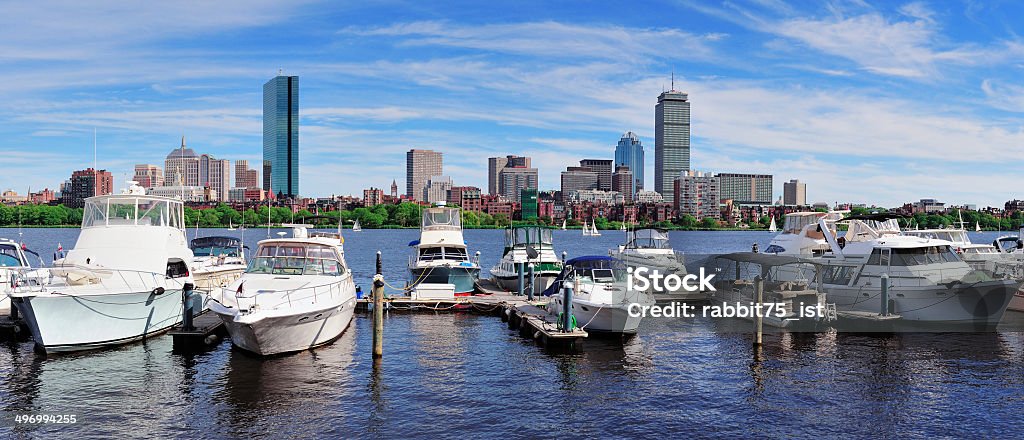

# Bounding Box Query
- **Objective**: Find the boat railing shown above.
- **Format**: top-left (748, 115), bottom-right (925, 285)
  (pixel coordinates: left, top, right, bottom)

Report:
top-left (228, 278), bottom-right (347, 311)
top-left (12, 264), bottom-right (189, 295)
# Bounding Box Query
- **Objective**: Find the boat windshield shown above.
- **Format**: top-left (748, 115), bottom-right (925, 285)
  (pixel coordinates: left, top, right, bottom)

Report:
top-left (82, 197), bottom-right (183, 229)
top-left (569, 258), bottom-right (626, 283)
top-left (866, 246), bottom-right (961, 266)
top-left (418, 246), bottom-right (468, 261)
top-left (0, 244), bottom-right (25, 267)
top-left (422, 208), bottom-right (462, 229)
top-left (508, 227), bottom-right (552, 247)
top-left (247, 244), bottom-right (344, 276)
top-left (627, 229), bottom-right (671, 249)
top-left (191, 237), bottom-right (243, 257)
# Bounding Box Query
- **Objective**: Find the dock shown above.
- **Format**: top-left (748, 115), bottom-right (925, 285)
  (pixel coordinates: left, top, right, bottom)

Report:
top-left (0, 307), bottom-right (28, 340)
top-left (168, 311), bottom-right (226, 351)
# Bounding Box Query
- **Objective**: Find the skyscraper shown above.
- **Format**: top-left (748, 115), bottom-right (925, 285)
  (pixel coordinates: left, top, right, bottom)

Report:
top-left (560, 166), bottom-right (599, 203)
top-left (612, 165), bottom-right (634, 203)
top-left (783, 179), bottom-right (807, 205)
top-left (579, 159), bottom-right (613, 191)
top-left (655, 85), bottom-right (690, 196)
top-left (488, 155), bottom-right (531, 196)
top-left (200, 154), bottom-right (231, 202)
top-left (263, 74), bottom-right (299, 198)
top-left (614, 132), bottom-right (644, 196)
top-left (674, 170), bottom-right (719, 220)
top-left (406, 149), bottom-right (443, 201)
top-left (235, 160), bottom-right (259, 189)
top-left (718, 173), bottom-right (773, 204)
top-left (164, 137), bottom-right (199, 186)
top-left (498, 166), bottom-right (538, 202)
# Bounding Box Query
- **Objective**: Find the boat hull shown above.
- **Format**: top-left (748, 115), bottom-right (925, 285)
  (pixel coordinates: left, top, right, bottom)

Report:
top-left (549, 296), bottom-right (647, 334)
top-left (492, 271), bottom-right (559, 295)
top-left (12, 289), bottom-right (188, 353)
top-left (1009, 288), bottom-right (1024, 312)
top-left (193, 267), bottom-right (245, 291)
top-left (215, 298), bottom-right (356, 356)
top-left (824, 280), bottom-right (1016, 329)
top-left (410, 265), bottom-right (479, 295)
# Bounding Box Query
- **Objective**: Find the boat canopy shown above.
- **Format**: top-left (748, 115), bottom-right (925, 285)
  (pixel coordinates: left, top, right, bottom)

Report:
top-left (626, 228), bottom-right (671, 249)
top-left (82, 195), bottom-right (184, 230)
top-left (713, 252), bottom-right (818, 267)
top-left (505, 226), bottom-right (553, 248)
top-left (422, 207), bottom-right (461, 230)
top-left (543, 256), bottom-right (625, 296)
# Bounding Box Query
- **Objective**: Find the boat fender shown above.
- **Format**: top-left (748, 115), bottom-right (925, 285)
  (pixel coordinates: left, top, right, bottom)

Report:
top-left (152, 287), bottom-right (166, 295)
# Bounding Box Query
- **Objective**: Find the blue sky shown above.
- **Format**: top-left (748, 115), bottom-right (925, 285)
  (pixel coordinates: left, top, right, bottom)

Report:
top-left (2, 0), bottom-right (1023, 207)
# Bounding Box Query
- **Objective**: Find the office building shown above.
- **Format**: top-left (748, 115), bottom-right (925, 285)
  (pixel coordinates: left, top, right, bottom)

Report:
top-left (612, 166), bottom-right (634, 204)
top-left (406, 149), bottom-right (443, 201)
top-left (674, 170), bottom-right (719, 219)
top-left (655, 86), bottom-right (690, 195)
top-left (448, 186), bottom-right (482, 212)
top-left (235, 160), bottom-right (259, 189)
top-left (614, 132), bottom-right (644, 196)
top-left (133, 164), bottom-right (163, 188)
top-left (498, 166), bottom-right (538, 202)
top-left (424, 175), bottom-right (452, 204)
top-left (488, 155), bottom-right (531, 195)
top-left (560, 166), bottom-right (599, 203)
top-left (148, 185), bottom-right (207, 203)
top-left (263, 74), bottom-right (299, 198)
top-left (200, 154), bottom-right (231, 202)
top-left (580, 159), bottom-right (613, 191)
top-left (719, 173), bottom-right (773, 204)
top-left (165, 137), bottom-right (199, 186)
top-left (783, 179), bottom-right (806, 206)
top-left (520, 188), bottom-right (539, 219)
top-left (61, 168), bottom-right (114, 208)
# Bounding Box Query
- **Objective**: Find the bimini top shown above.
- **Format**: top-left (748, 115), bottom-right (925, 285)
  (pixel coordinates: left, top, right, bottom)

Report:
top-left (190, 236), bottom-right (244, 249)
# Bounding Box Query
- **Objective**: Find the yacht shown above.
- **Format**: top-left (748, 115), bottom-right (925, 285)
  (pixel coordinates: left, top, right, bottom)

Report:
top-left (809, 215), bottom-right (1017, 328)
top-left (10, 182), bottom-right (197, 353)
top-left (543, 256), bottom-right (654, 334)
top-left (190, 236), bottom-right (248, 291)
top-left (209, 225), bottom-right (356, 356)
top-left (408, 206), bottom-right (480, 295)
top-left (765, 211), bottom-right (847, 256)
top-left (614, 228), bottom-right (691, 295)
top-left (709, 253), bottom-right (830, 330)
top-left (0, 238), bottom-right (47, 311)
top-left (903, 227), bottom-right (1009, 273)
top-left (489, 225), bottom-right (562, 294)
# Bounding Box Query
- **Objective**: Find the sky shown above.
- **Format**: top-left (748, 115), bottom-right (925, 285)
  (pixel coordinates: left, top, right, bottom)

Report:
top-left (2, 0), bottom-right (1023, 208)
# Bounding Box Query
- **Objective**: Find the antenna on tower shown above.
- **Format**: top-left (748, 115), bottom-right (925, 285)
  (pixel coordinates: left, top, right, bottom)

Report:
top-left (278, 68), bottom-right (283, 76)
top-left (671, 68), bottom-right (675, 91)
top-left (93, 127), bottom-right (97, 171)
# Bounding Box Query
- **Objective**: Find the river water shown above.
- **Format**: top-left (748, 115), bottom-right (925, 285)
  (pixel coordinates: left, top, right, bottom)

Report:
top-left (1, 228), bottom-right (1023, 438)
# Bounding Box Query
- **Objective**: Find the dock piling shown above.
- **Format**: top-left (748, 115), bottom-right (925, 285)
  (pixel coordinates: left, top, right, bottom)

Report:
top-left (517, 262), bottom-right (525, 296)
top-left (880, 273), bottom-right (890, 317)
top-left (527, 263), bottom-right (535, 301)
top-left (754, 275), bottom-right (763, 347)
top-left (181, 283), bottom-right (195, 332)
top-left (562, 281), bottom-right (574, 332)
top-left (372, 251), bottom-right (384, 359)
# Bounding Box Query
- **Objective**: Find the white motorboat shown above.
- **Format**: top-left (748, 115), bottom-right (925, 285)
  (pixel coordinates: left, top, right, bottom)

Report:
top-left (764, 211), bottom-right (847, 256)
top-left (10, 182), bottom-right (197, 353)
top-left (808, 214), bottom-right (1017, 328)
top-left (408, 206), bottom-right (480, 295)
top-left (190, 236), bottom-right (248, 291)
top-left (489, 225), bottom-right (562, 294)
top-left (545, 256), bottom-right (654, 334)
top-left (613, 228), bottom-right (694, 296)
top-left (209, 224), bottom-right (357, 356)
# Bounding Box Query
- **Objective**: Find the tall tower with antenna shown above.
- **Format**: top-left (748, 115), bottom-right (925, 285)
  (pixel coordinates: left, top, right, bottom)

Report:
top-left (654, 72), bottom-right (690, 196)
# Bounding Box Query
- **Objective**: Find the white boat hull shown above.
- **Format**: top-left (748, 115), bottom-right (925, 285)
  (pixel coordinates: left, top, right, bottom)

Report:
top-left (193, 267), bottom-right (245, 291)
top-left (492, 272), bottom-right (558, 294)
top-left (12, 289), bottom-right (187, 353)
top-left (214, 298), bottom-right (356, 356)
top-left (824, 280), bottom-right (1015, 327)
top-left (549, 296), bottom-right (646, 334)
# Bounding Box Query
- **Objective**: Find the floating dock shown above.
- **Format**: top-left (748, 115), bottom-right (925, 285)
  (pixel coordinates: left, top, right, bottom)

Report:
top-left (169, 312), bottom-right (226, 351)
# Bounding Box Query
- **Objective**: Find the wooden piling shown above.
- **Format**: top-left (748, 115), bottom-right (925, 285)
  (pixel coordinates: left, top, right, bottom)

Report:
top-left (372, 251), bottom-right (384, 359)
top-left (754, 275), bottom-right (763, 347)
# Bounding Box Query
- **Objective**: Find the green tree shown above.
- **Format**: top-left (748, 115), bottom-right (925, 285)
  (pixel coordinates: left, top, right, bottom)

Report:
top-left (701, 217), bottom-right (720, 229)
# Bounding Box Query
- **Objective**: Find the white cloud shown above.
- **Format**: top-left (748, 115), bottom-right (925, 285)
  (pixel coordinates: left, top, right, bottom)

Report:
top-left (981, 79), bottom-right (1024, 113)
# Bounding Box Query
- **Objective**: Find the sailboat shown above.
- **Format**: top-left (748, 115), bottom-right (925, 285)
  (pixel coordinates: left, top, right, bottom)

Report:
top-left (619, 222), bottom-right (627, 231)
top-left (561, 219), bottom-right (567, 230)
top-left (976, 221), bottom-right (982, 232)
top-left (352, 219), bottom-right (362, 232)
top-left (227, 219), bottom-right (236, 231)
top-left (582, 219), bottom-right (601, 237)
top-left (768, 216), bottom-right (777, 233)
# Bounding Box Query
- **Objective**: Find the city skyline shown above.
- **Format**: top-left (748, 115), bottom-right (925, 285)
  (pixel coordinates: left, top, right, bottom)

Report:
top-left (2, 1), bottom-right (1024, 207)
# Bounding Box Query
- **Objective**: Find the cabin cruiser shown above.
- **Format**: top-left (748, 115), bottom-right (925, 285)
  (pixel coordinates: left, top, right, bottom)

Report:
top-left (208, 225), bottom-right (356, 356)
top-left (615, 228), bottom-right (686, 276)
top-left (543, 256), bottom-right (654, 334)
top-left (709, 253), bottom-right (831, 330)
top-left (903, 227), bottom-right (1012, 273)
top-left (190, 236), bottom-right (247, 291)
top-left (408, 206), bottom-right (480, 295)
top-left (808, 215), bottom-right (1017, 328)
top-left (489, 225), bottom-right (562, 294)
top-left (765, 211), bottom-right (846, 256)
top-left (10, 182), bottom-right (197, 353)
top-left (0, 238), bottom-right (47, 311)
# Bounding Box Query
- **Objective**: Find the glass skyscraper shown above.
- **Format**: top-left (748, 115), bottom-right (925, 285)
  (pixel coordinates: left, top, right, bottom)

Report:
top-left (614, 131), bottom-right (644, 196)
top-left (263, 75), bottom-right (299, 198)
top-left (654, 89), bottom-right (690, 196)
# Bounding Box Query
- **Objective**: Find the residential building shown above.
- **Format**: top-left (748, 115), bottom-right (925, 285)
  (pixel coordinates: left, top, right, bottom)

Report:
top-left (612, 166), bottom-right (634, 204)
top-left (148, 186), bottom-right (206, 203)
top-left (783, 179), bottom-right (806, 205)
top-left (407, 149), bottom-right (443, 201)
top-left (488, 155), bottom-right (531, 195)
top-left (235, 160), bottom-right (259, 189)
top-left (133, 164), bottom-right (163, 188)
top-left (560, 166), bottom-right (599, 203)
top-left (635, 190), bottom-right (664, 204)
top-left (655, 86), bottom-right (691, 195)
top-left (580, 159), bottom-right (613, 191)
top-left (912, 198), bottom-right (946, 214)
top-left (363, 188), bottom-right (385, 207)
top-left (61, 168), bottom-right (114, 208)
top-left (164, 137), bottom-right (199, 186)
top-left (263, 74), bottom-right (300, 198)
top-left (614, 131), bottom-right (644, 196)
top-left (448, 186), bottom-right (483, 211)
top-left (424, 175), bottom-right (452, 204)
top-left (568, 189), bottom-right (624, 205)
top-left (674, 170), bottom-right (720, 220)
top-left (30, 188), bottom-right (56, 204)
top-left (228, 187), bottom-right (266, 203)
top-left (498, 166), bottom-right (538, 202)
top-left (719, 173), bottom-right (773, 204)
